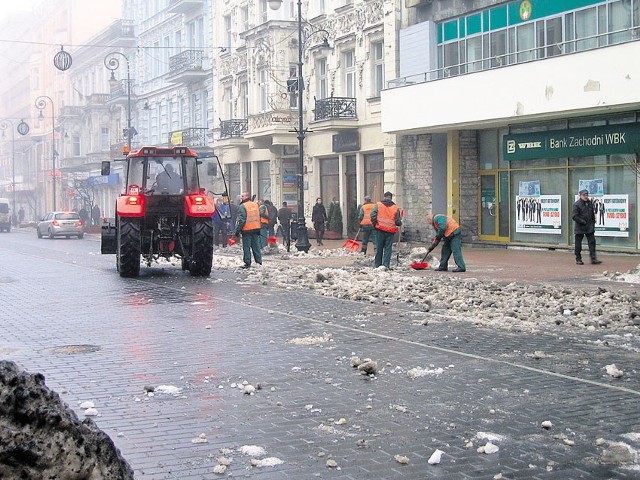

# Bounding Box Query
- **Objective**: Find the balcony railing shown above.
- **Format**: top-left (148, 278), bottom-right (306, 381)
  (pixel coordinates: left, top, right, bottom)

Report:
top-left (387, 26), bottom-right (640, 89)
top-left (314, 97), bottom-right (357, 121)
top-left (168, 127), bottom-right (209, 147)
top-left (219, 119), bottom-right (248, 139)
top-left (169, 50), bottom-right (204, 76)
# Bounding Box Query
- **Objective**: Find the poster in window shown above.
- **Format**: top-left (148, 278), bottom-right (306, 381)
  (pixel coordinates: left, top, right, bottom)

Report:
top-left (518, 180), bottom-right (540, 197)
top-left (578, 178), bottom-right (604, 196)
top-left (515, 195), bottom-right (561, 234)
top-left (574, 193), bottom-right (629, 238)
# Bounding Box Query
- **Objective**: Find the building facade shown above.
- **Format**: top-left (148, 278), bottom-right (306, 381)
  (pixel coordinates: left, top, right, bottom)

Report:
top-left (212, 0), bottom-right (395, 234)
top-left (383, 0), bottom-right (640, 251)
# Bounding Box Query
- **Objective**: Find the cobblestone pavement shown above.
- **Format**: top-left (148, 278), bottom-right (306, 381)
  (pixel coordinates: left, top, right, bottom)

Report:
top-left (0, 230), bottom-right (639, 479)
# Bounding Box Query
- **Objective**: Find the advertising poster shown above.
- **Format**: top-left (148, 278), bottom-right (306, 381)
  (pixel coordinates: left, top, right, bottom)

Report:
top-left (518, 180), bottom-right (540, 197)
top-left (515, 195), bottom-right (562, 234)
top-left (282, 161), bottom-right (298, 207)
top-left (578, 178), bottom-right (604, 195)
top-left (574, 194), bottom-right (629, 238)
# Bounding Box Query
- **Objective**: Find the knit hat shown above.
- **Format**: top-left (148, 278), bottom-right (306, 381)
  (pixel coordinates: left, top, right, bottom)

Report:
top-left (579, 189), bottom-right (589, 195)
top-left (384, 191), bottom-right (393, 198)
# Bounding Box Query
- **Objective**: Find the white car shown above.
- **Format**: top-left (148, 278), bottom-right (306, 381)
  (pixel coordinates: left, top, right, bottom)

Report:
top-left (37, 212), bottom-right (85, 239)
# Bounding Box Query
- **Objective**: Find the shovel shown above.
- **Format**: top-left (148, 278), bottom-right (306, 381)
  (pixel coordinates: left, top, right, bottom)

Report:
top-left (342, 229), bottom-right (361, 253)
top-left (410, 250), bottom-right (432, 270)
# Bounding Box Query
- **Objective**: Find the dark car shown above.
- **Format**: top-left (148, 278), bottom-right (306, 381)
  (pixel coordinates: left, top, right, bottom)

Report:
top-left (37, 211), bottom-right (85, 239)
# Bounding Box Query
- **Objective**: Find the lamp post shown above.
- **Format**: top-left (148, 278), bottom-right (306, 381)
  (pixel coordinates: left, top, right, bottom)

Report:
top-left (0, 119), bottom-right (16, 225)
top-left (269, 0), bottom-right (330, 252)
top-left (35, 95), bottom-right (57, 211)
top-left (104, 52), bottom-right (133, 151)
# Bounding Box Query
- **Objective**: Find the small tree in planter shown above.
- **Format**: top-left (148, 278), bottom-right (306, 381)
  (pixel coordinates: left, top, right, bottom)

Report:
top-left (326, 201), bottom-right (343, 239)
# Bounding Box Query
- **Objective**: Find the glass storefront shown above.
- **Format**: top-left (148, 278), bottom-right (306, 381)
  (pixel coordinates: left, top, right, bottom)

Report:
top-left (479, 113), bottom-right (639, 250)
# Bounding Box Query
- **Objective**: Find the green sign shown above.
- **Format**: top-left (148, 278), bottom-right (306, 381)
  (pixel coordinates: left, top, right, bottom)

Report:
top-left (504, 123), bottom-right (640, 161)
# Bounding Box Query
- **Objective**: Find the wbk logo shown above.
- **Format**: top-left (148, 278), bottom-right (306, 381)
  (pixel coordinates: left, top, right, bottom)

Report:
top-left (507, 140), bottom-right (516, 154)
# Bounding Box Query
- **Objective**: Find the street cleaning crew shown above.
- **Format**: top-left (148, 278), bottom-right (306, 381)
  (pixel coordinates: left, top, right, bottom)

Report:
top-left (235, 192), bottom-right (262, 268)
top-left (370, 191), bottom-right (402, 269)
top-left (425, 213), bottom-right (466, 272)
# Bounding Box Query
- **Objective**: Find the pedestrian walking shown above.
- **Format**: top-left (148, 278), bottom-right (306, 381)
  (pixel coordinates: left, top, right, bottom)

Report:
top-left (370, 192), bottom-right (402, 269)
top-left (358, 195), bottom-right (376, 255)
top-left (79, 207), bottom-right (89, 226)
top-left (213, 198), bottom-right (230, 247)
top-left (572, 189), bottom-right (601, 265)
top-left (265, 200), bottom-right (277, 237)
top-left (277, 201), bottom-right (292, 246)
top-left (18, 207), bottom-right (24, 225)
top-left (91, 204), bottom-right (101, 227)
top-left (234, 192), bottom-right (262, 268)
top-left (312, 198), bottom-right (328, 246)
top-left (425, 213), bottom-right (466, 272)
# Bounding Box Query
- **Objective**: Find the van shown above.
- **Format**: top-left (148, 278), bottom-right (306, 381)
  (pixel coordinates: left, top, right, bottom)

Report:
top-left (0, 198), bottom-right (10, 232)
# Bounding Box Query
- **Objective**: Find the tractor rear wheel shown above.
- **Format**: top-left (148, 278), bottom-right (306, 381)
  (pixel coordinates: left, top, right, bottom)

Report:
top-left (189, 218), bottom-right (213, 276)
top-left (117, 217), bottom-right (141, 277)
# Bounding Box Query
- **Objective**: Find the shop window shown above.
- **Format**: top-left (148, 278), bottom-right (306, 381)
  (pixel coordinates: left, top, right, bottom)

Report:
top-left (511, 168), bottom-right (569, 246)
top-left (365, 153), bottom-right (384, 202)
top-left (258, 161), bottom-right (271, 200)
top-left (227, 164), bottom-right (240, 200)
top-left (320, 157), bottom-right (339, 204)
top-left (569, 164), bottom-right (636, 250)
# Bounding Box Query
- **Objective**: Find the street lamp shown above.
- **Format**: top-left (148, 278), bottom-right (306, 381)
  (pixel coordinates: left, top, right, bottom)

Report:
top-left (104, 52), bottom-right (133, 151)
top-left (269, 0), bottom-right (330, 252)
top-left (0, 119), bottom-right (16, 225)
top-left (35, 95), bottom-right (57, 211)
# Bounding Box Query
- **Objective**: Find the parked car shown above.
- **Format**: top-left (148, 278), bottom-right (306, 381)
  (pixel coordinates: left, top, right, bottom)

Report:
top-left (37, 212), bottom-right (84, 239)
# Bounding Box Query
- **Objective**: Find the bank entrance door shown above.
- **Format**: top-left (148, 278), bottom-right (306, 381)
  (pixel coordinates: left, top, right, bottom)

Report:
top-left (479, 171), bottom-right (510, 241)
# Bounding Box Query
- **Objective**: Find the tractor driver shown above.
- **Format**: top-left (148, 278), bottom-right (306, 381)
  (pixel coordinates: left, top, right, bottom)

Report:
top-left (155, 163), bottom-right (183, 194)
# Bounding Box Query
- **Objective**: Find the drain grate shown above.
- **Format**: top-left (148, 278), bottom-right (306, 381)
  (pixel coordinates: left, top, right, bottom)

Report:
top-left (41, 344), bottom-right (101, 355)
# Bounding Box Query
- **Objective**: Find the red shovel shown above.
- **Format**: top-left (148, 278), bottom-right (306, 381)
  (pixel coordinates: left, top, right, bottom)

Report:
top-left (410, 251), bottom-right (431, 270)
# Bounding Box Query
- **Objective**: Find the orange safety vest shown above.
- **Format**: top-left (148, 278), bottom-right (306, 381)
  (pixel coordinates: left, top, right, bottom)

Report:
top-left (375, 202), bottom-right (400, 233)
top-left (360, 203), bottom-right (374, 226)
top-left (260, 206), bottom-right (270, 226)
top-left (433, 215), bottom-right (460, 237)
top-left (242, 201), bottom-right (261, 231)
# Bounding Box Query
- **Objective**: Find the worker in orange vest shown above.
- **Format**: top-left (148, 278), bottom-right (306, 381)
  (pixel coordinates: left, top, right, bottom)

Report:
top-left (235, 192), bottom-right (263, 268)
top-left (426, 213), bottom-right (466, 272)
top-left (370, 191), bottom-right (402, 269)
top-left (259, 199), bottom-right (270, 249)
top-left (358, 195), bottom-right (376, 255)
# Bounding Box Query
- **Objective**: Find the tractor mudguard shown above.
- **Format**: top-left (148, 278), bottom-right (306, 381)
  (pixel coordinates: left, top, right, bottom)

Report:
top-left (101, 218), bottom-right (117, 254)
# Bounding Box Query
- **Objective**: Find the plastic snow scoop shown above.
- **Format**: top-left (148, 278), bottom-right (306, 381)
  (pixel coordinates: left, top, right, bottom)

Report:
top-left (410, 251), bottom-right (431, 270)
top-left (267, 236), bottom-right (277, 246)
top-left (227, 237), bottom-right (236, 246)
top-left (342, 228), bottom-right (361, 252)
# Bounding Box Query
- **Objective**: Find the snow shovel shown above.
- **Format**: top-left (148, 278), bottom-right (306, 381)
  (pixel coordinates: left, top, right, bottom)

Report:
top-left (227, 237), bottom-right (236, 246)
top-left (342, 229), bottom-right (361, 252)
top-left (411, 251), bottom-right (430, 270)
top-left (267, 236), bottom-right (277, 246)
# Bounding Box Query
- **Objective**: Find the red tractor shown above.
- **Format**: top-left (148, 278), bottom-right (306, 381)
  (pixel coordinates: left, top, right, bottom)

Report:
top-left (101, 146), bottom-right (215, 277)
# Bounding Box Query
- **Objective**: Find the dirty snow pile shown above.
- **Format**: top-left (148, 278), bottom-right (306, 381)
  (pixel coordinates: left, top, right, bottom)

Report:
top-left (217, 247), bottom-right (640, 337)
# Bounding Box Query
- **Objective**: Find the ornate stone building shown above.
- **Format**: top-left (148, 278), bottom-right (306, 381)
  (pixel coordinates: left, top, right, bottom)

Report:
top-left (212, 0), bottom-right (399, 234)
